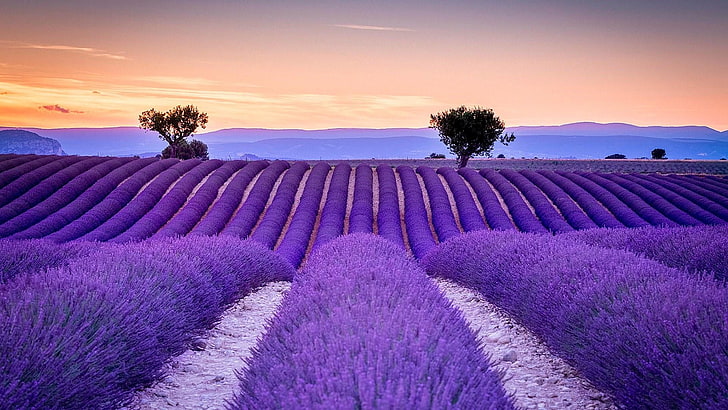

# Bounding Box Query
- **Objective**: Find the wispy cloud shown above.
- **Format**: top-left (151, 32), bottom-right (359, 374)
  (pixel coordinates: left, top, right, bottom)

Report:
top-left (333, 24), bottom-right (414, 32)
top-left (5, 42), bottom-right (127, 60)
top-left (39, 104), bottom-right (84, 114)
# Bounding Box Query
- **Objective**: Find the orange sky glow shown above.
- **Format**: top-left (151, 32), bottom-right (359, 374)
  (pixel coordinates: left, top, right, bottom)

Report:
top-left (1, 1), bottom-right (726, 131)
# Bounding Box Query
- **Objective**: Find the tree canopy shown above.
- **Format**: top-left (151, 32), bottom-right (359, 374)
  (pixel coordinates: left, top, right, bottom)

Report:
top-left (139, 105), bottom-right (209, 159)
top-left (651, 148), bottom-right (667, 159)
top-left (429, 106), bottom-right (515, 168)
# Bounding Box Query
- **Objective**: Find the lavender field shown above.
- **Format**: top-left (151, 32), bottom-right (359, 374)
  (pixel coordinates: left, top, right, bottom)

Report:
top-left (1, 153), bottom-right (727, 408)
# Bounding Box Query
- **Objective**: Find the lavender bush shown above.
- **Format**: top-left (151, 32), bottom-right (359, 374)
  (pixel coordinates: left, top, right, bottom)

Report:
top-left (0, 236), bottom-right (293, 408)
top-left (0, 239), bottom-right (92, 284)
top-left (397, 165), bottom-right (435, 258)
top-left (499, 169), bottom-right (574, 233)
top-left (0, 155), bottom-right (61, 189)
top-left (348, 164), bottom-right (374, 234)
top-left (422, 230), bottom-right (728, 408)
top-left (0, 156), bottom-right (85, 208)
top-left (519, 170), bottom-right (598, 230)
top-left (232, 234), bottom-right (514, 409)
top-left (311, 162), bottom-right (351, 250)
top-left (275, 162), bottom-right (330, 268)
top-left (375, 165), bottom-right (405, 248)
top-left (417, 166), bottom-right (461, 242)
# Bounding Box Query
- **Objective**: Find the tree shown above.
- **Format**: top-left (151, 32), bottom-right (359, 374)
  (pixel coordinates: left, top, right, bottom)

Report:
top-left (605, 153), bottom-right (627, 159)
top-left (651, 148), bottom-right (667, 159)
top-left (139, 105), bottom-right (209, 159)
top-left (429, 106), bottom-right (515, 168)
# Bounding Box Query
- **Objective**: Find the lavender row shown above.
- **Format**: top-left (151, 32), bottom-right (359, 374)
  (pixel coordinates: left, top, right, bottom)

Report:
top-left (111, 160), bottom-right (225, 243)
top-left (0, 157), bottom-right (130, 237)
top-left (536, 170), bottom-right (624, 228)
top-left (0, 239), bottom-right (93, 284)
top-left (8, 158), bottom-right (160, 240)
top-left (0, 155), bottom-right (61, 189)
top-left (458, 167), bottom-right (515, 230)
top-left (0, 236), bottom-right (294, 408)
top-left (396, 165), bottom-right (435, 258)
top-left (375, 165), bottom-right (405, 248)
top-left (619, 173), bottom-right (725, 224)
top-left (437, 167), bottom-right (486, 232)
top-left (664, 174), bottom-right (728, 210)
top-left (249, 162), bottom-right (309, 249)
top-left (232, 234), bottom-right (514, 409)
top-left (0, 156), bottom-right (86, 208)
top-left (222, 160), bottom-right (290, 238)
top-left (0, 156), bottom-right (113, 222)
top-left (578, 172), bottom-right (679, 227)
top-left (275, 162), bottom-right (330, 268)
top-left (42, 159), bottom-right (179, 242)
top-left (519, 170), bottom-right (598, 230)
top-left (416, 166), bottom-right (461, 242)
top-left (190, 160), bottom-right (269, 236)
top-left (422, 230), bottom-right (728, 409)
top-left (154, 160), bottom-right (249, 238)
top-left (78, 159), bottom-right (201, 242)
top-left (0, 154), bottom-right (31, 174)
top-left (480, 169), bottom-right (548, 233)
top-left (595, 173), bottom-right (702, 226)
top-left (311, 162), bottom-right (351, 251)
top-left (348, 164), bottom-right (374, 234)
top-left (562, 224), bottom-right (728, 281)
top-left (499, 168), bottom-right (574, 233)
top-left (557, 171), bottom-right (649, 227)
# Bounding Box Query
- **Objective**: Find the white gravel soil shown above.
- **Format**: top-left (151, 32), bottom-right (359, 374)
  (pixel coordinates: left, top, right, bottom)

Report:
top-left (122, 281), bottom-right (291, 410)
top-left (434, 277), bottom-right (617, 409)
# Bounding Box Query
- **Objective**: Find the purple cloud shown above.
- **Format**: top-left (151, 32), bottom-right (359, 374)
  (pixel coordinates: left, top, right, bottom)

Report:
top-left (39, 104), bottom-right (84, 114)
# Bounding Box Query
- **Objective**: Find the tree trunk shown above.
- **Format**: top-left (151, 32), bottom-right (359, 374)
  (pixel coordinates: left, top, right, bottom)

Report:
top-left (456, 155), bottom-right (470, 169)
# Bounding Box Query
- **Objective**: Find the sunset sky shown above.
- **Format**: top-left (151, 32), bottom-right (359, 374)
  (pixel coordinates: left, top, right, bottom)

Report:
top-left (1, 0), bottom-right (727, 131)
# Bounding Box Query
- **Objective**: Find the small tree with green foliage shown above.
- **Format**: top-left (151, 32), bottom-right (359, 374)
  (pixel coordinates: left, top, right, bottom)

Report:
top-left (139, 105), bottom-right (209, 160)
top-left (651, 148), bottom-right (667, 159)
top-left (605, 153), bottom-right (627, 159)
top-left (429, 106), bottom-right (515, 168)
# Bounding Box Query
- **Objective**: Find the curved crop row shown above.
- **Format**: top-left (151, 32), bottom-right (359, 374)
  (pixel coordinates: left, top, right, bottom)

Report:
top-left (0, 236), bottom-right (293, 408)
top-left (499, 169), bottom-right (573, 233)
top-left (375, 165), bottom-right (405, 248)
top-left (112, 160), bottom-right (225, 243)
top-left (190, 160), bottom-right (269, 236)
top-left (536, 170), bottom-right (623, 228)
top-left (596, 173), bottom-right (702, 226)
top-left (579, 172), bottom-right (679, 227)
top-left (0, 155), bottom-right (61, 189)
top-left (458, 168), bottom-right (515, 230)
top-left (78, 159), bottom-right (201, 242)
top-left (223, 160), bottom-right (291, 238)
top-left (0, 156), bottom-right (87, 208)
top-left (619, 174), bottom-right (725, 225)
top-left (232, 234), bottom-right (514, 409)
top-left (311, 162), bottom-right (351, 251)
top-left (520, 170), bottom-right (598, 230)
top-left (42, 159), bottom-right (179, 242)
top-left (275, 162), bottom-right (330, 268)
top-left (557, 171), bottom-right (649, 228)
top-left (437, 167), bottom-right (486, 232)
top-left (153, 160), bottom-right (249, 238)
top-left (0, 157), bottom-right (131, 237)
top-left (417, 166), bottom-right (461, 242)
top-left (0, 156), bottom-right (114, 222)
top-left (480, 169), bottom-right (547, 233)
top-left (396, 165), bottom-right (435, 258)
top-left (8, 158), bottom-right (159, 240)
top-left (0, 239), bottom-right (93, 284)
top-left (348, 164), bottom-right (374, 234)
top-left (0, 154), bottom-right (33, 174)
top-left (422, 231), bottom-right (728, 409)
top-left (248, 162), bottom-right (309, 248)
top-left (662, 174), bottom-right (728, 210)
